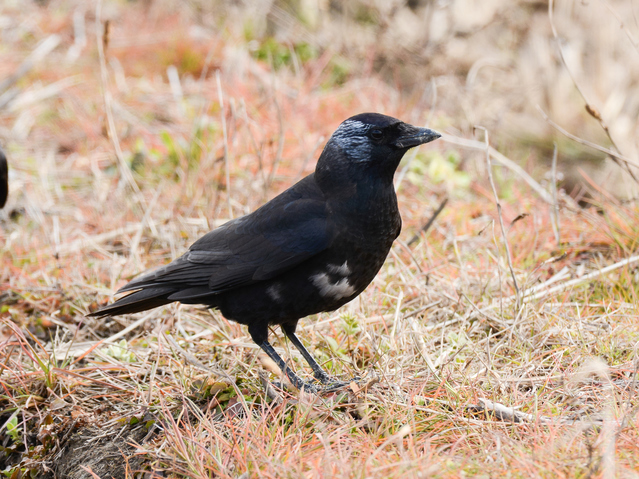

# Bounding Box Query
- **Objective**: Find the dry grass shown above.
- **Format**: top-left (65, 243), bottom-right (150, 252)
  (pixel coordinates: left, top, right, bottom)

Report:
top-left (1, 0), bottom-right (639, 477)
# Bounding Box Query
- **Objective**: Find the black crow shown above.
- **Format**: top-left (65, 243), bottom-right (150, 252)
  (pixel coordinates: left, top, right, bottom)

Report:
top-left (0, 147), bottom-right (7, 209)
top-left (89, 113), bottom-right (441, 392)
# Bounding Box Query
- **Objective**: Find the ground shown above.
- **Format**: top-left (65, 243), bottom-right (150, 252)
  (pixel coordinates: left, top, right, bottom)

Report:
top-left (1, 1), bottom-right (639, 478)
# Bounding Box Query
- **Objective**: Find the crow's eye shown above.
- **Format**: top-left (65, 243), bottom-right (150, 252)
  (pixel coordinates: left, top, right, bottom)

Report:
top-left (370, 129), bottom-right (383, 140)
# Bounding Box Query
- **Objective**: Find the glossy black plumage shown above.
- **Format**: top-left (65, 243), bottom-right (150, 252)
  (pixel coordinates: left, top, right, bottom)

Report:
top-left (0, 147), bottom-right (7, 209)
top-left (89, 113), bottom-right (441, 391)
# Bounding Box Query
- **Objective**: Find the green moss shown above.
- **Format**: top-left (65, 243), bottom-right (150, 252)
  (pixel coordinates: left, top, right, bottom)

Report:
top-left (406, 150), bottom-right (471, 196)
top-left (252, 38), bottom-right (317, 70)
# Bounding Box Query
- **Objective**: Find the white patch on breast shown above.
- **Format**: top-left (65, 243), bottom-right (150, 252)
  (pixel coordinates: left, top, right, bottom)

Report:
top-left (327, 261), bottom-right (350, 276)
top-left (267, 283), bottom-right (283, 302)
top-left (311, 272), bottom-right (355, 300)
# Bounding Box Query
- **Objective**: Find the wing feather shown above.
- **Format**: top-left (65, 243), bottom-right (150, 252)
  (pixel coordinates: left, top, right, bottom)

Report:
top-left (117, 174), bottom-right (332, 301)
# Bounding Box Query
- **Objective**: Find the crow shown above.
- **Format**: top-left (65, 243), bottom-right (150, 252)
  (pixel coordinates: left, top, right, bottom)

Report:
top-left (89, 113), bottom-right (441, 392)
top-left (0, 147), bottom-right (7, 209)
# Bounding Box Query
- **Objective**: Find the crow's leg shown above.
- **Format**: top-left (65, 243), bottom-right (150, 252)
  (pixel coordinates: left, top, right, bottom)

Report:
top-left (287, 335), bottom-right (356, 391)
top-left (257, 340), bottom-right (317, 392)
top-left (281, 324), bottom-right (358, 392)
top-left (249, 322), bottom-right (316, 392)
top-left (281, 324), bottom-right (332, 384)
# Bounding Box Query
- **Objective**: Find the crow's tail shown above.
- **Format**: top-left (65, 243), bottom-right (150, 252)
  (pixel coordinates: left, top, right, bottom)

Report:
top-left (87, 286), bottom-right (176, 317)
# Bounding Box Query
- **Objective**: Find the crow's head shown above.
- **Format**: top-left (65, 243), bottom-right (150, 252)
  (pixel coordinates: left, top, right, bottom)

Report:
top-left (316, 113), bottom-right (440, 189)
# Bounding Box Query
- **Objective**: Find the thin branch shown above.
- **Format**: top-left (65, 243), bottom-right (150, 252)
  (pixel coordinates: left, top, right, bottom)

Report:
top-left (441, 133), bottom-right (554, 204)
top-left (600, 0), bottom-right (639, 54)
top-left (468, 397), bottom-right (552, 423)
top-left (521, 254), bottom-right (639, 303)
top-left (537, 106), bottom-right (639, 170)
top-left (550, 143), bottom-right (561, 245)
top-left (128, 183), bottom-right (164, 269)
top-left (216, 70), bottom-right (232, 219)
top-left (478, 126), bottom-right (521, 308)
top-left (267, 91), bottom-right (286, 190)
top-left (7, 76), bottom-right (80, 112)
top-left (0, 34), bottom-right (61, 95)
top-left (548, 0), bottom-right (638, 182)
top-left (407, 197), bottom-right (448, 246)
top-left (52, 224), bottom-right (141, 256)
top-left (486, 254), bottom-right (639, 311)
top-left (239, 99), bottom-right (268, 195)
top-left (164, 333), bottom-right (232, 381)
top-left (95, 2), bottom-right (143, 199)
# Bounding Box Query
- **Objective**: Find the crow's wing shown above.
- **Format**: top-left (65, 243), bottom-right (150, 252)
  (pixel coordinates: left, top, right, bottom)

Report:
top-left (118, 174), bottom-right (333, 298)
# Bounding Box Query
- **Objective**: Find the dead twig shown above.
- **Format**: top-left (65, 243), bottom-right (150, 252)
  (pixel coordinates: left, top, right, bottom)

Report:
top-left (95, 2), bottom-right (144, 201)
top-left (477, 126), bottom-right (521, 307)
top-left (550, 143), bottom-right (561, 245)
top-left (537, 106), bottom-right (639, 171)
top-left (259, 372), bottom-right (283, 403)
top-left (407, 197), bottom-right (448, 246)
top-left (0, 34), bottom-right (61, 96)
top-left (216, 70), bottom-right (233, 219)
top-left (548, 0), bottom-right (638, 183)
top-left (163, 332), bottom-right (251, 418)
top-left (164, 333), bottom-right (233, 382)
top-left (467, 398), bottom-right (551, 424)
top-left (441, 133), bottom-right (554, 204)
top-left (488, 254), bottom-right (639, 310)
top-left (52, 224), bottom-right (141, 256)
top-left (46, 312), bottom-right (157, 362)
top-left (520, 254), bottom-right (639, 303)
top-left (8, 76), bottom-right (81, 112)
top-left (266, 90), bottom-right (286, 191)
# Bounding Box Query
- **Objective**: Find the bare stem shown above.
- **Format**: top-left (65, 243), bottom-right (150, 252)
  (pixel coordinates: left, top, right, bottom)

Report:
top-left (550, 143), bottom-right (561, 245)
top-left (548, 0), bottom-right (638, 183)
top-left (478, 126), bottom-right (521, 308)
top-left (95, 0), bottom-right (142, 199)
top-left (216, 70), bottom-right (232, 219)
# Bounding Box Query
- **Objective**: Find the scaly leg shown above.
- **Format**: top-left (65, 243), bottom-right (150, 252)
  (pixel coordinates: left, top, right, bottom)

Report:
top-left (282, 324), bottom-right (357, 391)
top-left (282, 327), bottom-right (333, 384)
top-left (256, 340), bottom-right (317, 393)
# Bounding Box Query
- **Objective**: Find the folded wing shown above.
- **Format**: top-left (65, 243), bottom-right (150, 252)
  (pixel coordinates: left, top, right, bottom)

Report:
top-left (89, 175), bottom-right (332, 316)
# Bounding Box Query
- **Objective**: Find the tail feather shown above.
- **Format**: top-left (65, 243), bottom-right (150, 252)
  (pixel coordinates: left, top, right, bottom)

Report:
top-left (168, 286), bottom-right (218, 302)
top-left (88, 286), bottom-right (176, 317)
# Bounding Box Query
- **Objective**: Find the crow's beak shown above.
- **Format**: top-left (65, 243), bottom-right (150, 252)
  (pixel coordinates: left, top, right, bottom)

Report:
top-left (394, 123), bottom-right (441, 149)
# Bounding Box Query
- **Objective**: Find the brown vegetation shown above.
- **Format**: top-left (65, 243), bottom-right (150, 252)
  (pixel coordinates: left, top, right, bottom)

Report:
top-left (1, 0), bottom-right (639, 477)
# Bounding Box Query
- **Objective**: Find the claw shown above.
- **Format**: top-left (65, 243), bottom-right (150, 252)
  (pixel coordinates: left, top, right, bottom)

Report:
top-left (320, 380), bottom-right (351, 393)
top-left (314, 370), bottom-right (333, 384)
top-left (271, 376), bottom-right (363, 395)
top-left (271, 379), bottom-right (318, 394)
